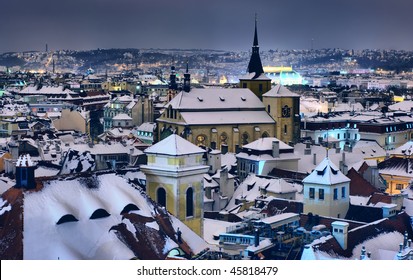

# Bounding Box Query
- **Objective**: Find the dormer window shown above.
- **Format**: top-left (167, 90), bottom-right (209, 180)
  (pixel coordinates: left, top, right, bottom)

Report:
top-left (197, 97), bottom-right (203, 102)
top-left (219, 96), bottom-right (225, 101)
top-left (241, 96), bottom-right (246, 101)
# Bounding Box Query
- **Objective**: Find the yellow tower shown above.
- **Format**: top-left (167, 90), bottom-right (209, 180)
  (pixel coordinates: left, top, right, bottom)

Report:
top-left (263, 84), bottom-right (300, 144)
top-left (239, 15), bottom-right (271, 100)
top-left (140, 134), bottom-right (210, 237)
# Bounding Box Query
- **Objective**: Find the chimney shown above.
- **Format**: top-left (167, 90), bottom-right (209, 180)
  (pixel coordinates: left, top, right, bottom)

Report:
top-left (272, 140), bottom-right (280, 158)
top-left (15, 154), bottom-right (36, 190)
top-left (313, 153), bottom-right (317, 165)
top-left (220, 167), bottom-right (233, 198)
top-left (254, 228), bottom-right (260, 247)
top-left (403, 231), bottom-right (408, 248)
top-left (360, 246), bottom-right (366, 260)
top-left (221, 144), bottom-right (228, 155)
top-left (304, 142), bottom-right (311, 155)
top-left (332, 221), bottom-right (349, 250)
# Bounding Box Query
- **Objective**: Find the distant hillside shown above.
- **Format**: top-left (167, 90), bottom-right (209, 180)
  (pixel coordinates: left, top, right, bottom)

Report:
top-left (2, 48), bottom-right (413, 74)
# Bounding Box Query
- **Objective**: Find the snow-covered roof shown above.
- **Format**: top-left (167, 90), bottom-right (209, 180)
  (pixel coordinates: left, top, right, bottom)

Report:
top-left (145, 134), bottom-right (205, 156)
top-left (238, 72), bottom-right (271, 81)
top-left (1, 172), bottom-right (207, 259)
top-left (302, 157), bottom-right (350, 185)
top-left (137, 122), bottom-right (156, 132)
top-left (263, 84), bottom-right (300, 97)
top-left (390, 141), bottom-right (413, 157)
top-left (16, 154), bottom-right (34, 167)
top-left (166, 88), bottom-right (265, 110)
top-left (112, 113), bottom-right (132, 120)
top-left (225, 174), bottom-right (301, 212)
top-left (180, 111), bottom-right (275, 125)
top-left (243, 137), bottom-right (292, 151)
top-left (388, 100), bottom-right (413, 112)
top-left (19, 85), bottom-right (77, 95)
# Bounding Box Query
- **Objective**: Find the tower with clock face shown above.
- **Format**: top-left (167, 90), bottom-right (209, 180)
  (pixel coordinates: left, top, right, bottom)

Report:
top-left (263, 84), bottom-right (300, 144)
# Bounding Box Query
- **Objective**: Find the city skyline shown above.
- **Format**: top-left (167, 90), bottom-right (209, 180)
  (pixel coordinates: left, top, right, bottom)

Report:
top-left (2, 0), bottom-right (413, 53)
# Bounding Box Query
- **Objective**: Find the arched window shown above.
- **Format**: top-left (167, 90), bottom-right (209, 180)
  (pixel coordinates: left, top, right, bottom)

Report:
top-left (262, 132), bottom-right (269, 138)
top-left (267, 104), bottom-right (271, 113)
top-left (157, 187), bottom-right (166, 207)
top-left (242, 132), bottom-right (249, 145)
top-left (186, 187), bottom-right (194, 217)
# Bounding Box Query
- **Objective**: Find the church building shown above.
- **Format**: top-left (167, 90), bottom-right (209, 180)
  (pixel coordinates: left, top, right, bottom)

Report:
top-left (156, 16), bottom-right (301, 152)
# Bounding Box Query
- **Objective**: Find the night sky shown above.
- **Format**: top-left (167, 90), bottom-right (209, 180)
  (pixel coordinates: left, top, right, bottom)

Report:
top-left (2, 0), bottom-right (413, 53)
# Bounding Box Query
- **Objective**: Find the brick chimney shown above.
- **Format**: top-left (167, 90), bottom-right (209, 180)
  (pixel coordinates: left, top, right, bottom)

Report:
top-left (272, 140), bottom-right (279, 158)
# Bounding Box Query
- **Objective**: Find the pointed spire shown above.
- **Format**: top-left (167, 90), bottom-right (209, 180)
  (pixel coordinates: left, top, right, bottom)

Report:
top-left (183, 61), bottom-right (191, 92)
top-left (247, 13), bottom-right (264, 78)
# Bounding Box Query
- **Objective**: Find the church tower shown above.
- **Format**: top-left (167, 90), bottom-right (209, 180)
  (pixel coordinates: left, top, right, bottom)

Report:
top-left (239, 15), bottom-right (271, 100)
top-left (263, 84), bottom-right (301, 144)
top-left (183, 62), bottom-right (191, 93)
top-left (167, 66), bottom-right (178, 102)
top-left (140, 134), bottom-right (210, 237)
top-left (302, 157), bottom-right (350, 219)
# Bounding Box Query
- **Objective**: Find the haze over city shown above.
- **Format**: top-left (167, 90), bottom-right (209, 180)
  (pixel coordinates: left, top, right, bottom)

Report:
top-left (2, 0), bottom-right (413, 53)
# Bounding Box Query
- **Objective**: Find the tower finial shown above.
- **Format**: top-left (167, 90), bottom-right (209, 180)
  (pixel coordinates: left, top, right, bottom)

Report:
top-left (186, 60), bottom-right (189, 73)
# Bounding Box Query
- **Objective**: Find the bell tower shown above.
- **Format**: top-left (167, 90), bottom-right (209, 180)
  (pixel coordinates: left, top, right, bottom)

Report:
top-left (239, 15), bottom-right (271, 100)
top-left (140, 134), bottom-right (210, 237)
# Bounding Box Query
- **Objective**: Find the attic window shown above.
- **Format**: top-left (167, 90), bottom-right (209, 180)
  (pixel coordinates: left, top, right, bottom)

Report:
top-left (317, 167), bottom-right (327, 176)
top-left (219, 96), bottom-right (225, 101)
top-left (120, 203), bottom-right (140, 215)
top-left (247, 182), bottom-right (255, 191)
top-left (241, 96), bottom-right (246, 101)
top-left (90, 208), bottom-right (111, 219)
top-left (56, 214), bottom-right (79, 225)
top-left (197, 97), bottom-right (203, 102)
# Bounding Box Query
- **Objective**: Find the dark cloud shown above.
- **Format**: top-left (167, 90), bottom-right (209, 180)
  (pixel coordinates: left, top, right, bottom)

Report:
top-left (1, 0), bottom-right (413, 53)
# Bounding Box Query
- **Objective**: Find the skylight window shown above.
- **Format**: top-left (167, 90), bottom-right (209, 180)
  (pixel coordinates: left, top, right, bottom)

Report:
top-left (219, 96), bottom-right (225, 101)
top-left (241, 96), bottom-right (246, 101)
top-left (56, 214), bottom-right (79, 225)
top-left (90, 208), bottom-right (110, 219)
top-left (197, 97), bottom-right (203, 102)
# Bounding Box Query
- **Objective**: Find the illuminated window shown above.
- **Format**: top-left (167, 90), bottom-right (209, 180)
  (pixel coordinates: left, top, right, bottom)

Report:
top-left (396, 184), bottom-right (403, 190)
top-left (196, 135), bottom-right (206, 146)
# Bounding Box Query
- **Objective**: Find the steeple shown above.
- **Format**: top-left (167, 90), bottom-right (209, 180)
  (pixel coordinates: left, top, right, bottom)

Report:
top-left (183, 61), bottom-right (191, 92)
top-left (169, 65), bottom-right (177, 90)
top-left (247, 14), bottom-right (264, 78)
